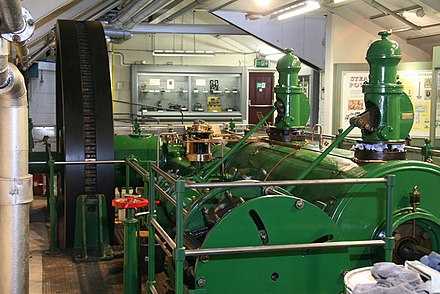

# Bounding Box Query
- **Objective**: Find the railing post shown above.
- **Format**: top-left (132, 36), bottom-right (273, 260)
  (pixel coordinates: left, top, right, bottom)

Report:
top-left (47, 159), bottom-right (59, 254)
top-left (147, 163), bottom-right (156, 293)
top-left (125, 159), bottom-right (130, 195)
top-left (385, 175), bottom-right (396, 262)
top-left (174, 179), bottom-right (186, 294)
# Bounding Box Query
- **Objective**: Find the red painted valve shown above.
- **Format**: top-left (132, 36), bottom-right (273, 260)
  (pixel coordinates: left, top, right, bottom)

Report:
top-left (112, 197), bottom-right (159, 209)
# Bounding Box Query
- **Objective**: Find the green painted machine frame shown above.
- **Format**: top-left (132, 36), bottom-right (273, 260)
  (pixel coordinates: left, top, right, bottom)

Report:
top-left (122, 158), bottom-right (395, 294)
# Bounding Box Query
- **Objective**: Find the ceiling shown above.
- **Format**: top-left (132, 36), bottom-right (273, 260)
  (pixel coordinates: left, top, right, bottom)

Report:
top-left (17, 0), bottom-right (440, 63)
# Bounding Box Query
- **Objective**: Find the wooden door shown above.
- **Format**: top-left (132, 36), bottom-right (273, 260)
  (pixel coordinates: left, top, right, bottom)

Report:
top-left (248, 72), bottom-right (274, 124)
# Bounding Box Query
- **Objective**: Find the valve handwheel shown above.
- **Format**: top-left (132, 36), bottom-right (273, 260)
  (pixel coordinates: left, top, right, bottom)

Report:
top-left (112, 197), bottom-right (158, 209)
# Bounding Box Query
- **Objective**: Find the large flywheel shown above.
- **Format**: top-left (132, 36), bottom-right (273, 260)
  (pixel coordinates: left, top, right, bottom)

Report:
top-left (56, 20), bottom-right (115, 248)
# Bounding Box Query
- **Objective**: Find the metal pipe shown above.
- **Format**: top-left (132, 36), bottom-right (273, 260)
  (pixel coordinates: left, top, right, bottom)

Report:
top-left (185, 240), bottom-right (385, 257)
top-left (22, 38), bottom-right (56, 71)
top-left (174, 180), bottom-right (185, 294)
top-left (0, 0), bottom-right (25, 33)
top-left (121, 0), bottom-right (174, 30)
top-left (151, 219), bottom-right (176, 249)
top-left (185, 177), bottom-right (387, 189)
top-left (0, 61), bottom-right (32, 293)
top-left (55, 159), bottom-right (125, 165)
top-left (111, 0), bottom-right (154, 29)
top-left (363, 0), bottom-right (421, 30)
top-left (0, 40), bottom-right (10, 88)
top-left (157, 0), bottom-right (210, 24)
top-left (147, 163), bottom-right (156, 292)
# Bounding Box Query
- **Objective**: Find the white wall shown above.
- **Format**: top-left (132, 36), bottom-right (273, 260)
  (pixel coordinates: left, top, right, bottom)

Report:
top-left (28, 62), bottom-right (56, 126)
top-left (111, 33), bottom-right (260, 114)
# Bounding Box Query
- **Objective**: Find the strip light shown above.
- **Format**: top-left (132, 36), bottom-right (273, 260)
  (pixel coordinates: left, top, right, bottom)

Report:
top-left (152, 50), bottom-right (215, 57)
top-left (333, 0), bottom-right (349, 3)
top-left (273, 0), bottom-right (320, 20)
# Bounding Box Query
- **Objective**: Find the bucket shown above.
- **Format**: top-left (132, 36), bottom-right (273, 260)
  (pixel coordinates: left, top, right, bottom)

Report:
top-left (344, 266), bottom-right (376, 294)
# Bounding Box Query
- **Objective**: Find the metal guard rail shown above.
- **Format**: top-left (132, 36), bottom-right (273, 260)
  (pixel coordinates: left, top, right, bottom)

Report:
top-left (140, 163), bottom-right (396, 294)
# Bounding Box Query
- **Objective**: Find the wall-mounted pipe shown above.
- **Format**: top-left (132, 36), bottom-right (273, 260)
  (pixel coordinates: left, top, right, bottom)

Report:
top-left (0, 38), bottom-right (32, 294)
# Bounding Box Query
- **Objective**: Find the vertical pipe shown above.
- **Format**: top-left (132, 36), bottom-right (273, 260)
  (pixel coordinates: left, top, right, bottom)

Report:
top-left (125, 160), bottom-right (130, 195)
top-left (385, 175), bottom-right (396, 262)
top-left (0, 40), bottom-right (10, 87)
top-left (147, 163), bottom-right (156, 293)
top-left (0, 56), bottom-right (33, 293)
top-left (174, 180), bottom-right (185, 294)
top-left (0, 0), bottom-right (25, 33)
top-left (123, 209), bottom-right (139, 294)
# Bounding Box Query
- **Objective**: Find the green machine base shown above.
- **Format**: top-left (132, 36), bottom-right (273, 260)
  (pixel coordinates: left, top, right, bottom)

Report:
top-left (74, 194), bottom-right (113, 262)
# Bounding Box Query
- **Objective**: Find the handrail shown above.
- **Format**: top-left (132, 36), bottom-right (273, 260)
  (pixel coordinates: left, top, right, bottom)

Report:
top-left (143, 162), bottom-right (396, 294)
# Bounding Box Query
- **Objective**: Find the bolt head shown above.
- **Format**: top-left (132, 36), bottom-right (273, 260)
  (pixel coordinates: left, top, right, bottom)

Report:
top-left (295, 199), bottom-right (304, 209)
top-left (27, 19), bottom-right (34, 26)
top-left (12, 34), bottom-right (20, 42)
top-left (197, 277), bottom-right (206, 287)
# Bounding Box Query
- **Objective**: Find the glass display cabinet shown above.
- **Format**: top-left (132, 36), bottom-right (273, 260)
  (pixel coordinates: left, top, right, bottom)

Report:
top-left (131, 65), bottom-right (247, 122)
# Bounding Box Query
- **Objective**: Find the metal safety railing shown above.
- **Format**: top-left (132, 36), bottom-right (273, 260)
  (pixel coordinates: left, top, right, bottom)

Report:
top-left (122, 158), bottom-right (396, 294)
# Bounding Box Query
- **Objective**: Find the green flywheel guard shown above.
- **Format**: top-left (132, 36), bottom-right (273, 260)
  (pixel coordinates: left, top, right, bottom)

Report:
top-left (192, 195), bottom-right (351, 294)
top-left (73, 194), bottom-right (113, 262)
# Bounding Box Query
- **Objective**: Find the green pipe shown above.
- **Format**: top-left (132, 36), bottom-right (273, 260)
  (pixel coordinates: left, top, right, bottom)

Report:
top-left (287, 123), bottom-right (356, 193)
top-left (147, 163), bottom-right (156, 292)
top-left (48, 159), bottom-right (58, 254)
top-left (125, 160), bottom-right (130, 195)
top-left (201, 107), bottom-right (276, 181)
top-left (385, 175), bottom-right (396, 262)
top-left (174, 180), bottom-right (186, 294)
top-left (123, 209), bottom-right (140, 294)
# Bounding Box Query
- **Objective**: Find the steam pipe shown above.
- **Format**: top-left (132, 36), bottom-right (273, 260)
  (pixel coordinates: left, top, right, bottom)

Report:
top-left (111, 0), bottom-right (153, 29)
top-left (121, 0), bottom-right (174, 30)
top-left (0, 37), bottom-right (33, 293)
top-left (0, 40), bottom-right (10, 87)
top-left (0, 0), bottom-right (25, 33)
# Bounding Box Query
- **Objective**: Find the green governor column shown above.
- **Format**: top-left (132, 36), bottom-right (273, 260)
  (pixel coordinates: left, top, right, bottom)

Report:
top-left (269, 48), bottom-right (310, 142)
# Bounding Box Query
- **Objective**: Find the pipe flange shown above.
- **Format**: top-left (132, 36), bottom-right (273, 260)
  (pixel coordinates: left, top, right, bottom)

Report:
top-left (2, 8), bottom-right (34, 42)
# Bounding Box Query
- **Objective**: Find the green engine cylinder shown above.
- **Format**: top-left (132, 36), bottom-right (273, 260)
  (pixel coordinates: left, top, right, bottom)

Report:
top-left (223, 142), bottom-right (440, 269)
top-left (114, 133), bottom-right (161, 187)
top-left (362, 31), bottom-right (414, 142)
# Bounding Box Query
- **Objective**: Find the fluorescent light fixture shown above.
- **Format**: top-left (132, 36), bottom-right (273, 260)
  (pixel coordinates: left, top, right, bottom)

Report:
top-left (333, 0), bottom-right (349, 3)
top-left (152, 50), bottom-right (215, 57)
top-left (273, 0), bottom-right (320, 20)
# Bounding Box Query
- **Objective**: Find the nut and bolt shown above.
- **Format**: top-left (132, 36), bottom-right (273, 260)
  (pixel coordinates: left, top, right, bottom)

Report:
top-left (196, 277), bottom-right (206, 287)
top-left (295, 199), bottom-right (304, 209)
top-left (27, 19), bottom-right (34, 26)
top-left (12, 35), bottom-right (20, 42)
top-left (200, 255), bottom-right (209, 263)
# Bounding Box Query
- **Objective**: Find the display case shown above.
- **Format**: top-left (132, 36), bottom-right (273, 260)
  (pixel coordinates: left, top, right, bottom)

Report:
top-left (131, 65), bottom-right (246, 122)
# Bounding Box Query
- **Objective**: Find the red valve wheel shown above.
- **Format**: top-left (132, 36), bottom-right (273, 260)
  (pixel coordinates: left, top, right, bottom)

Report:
top-left (112, 197), bottom-right (159, 209)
